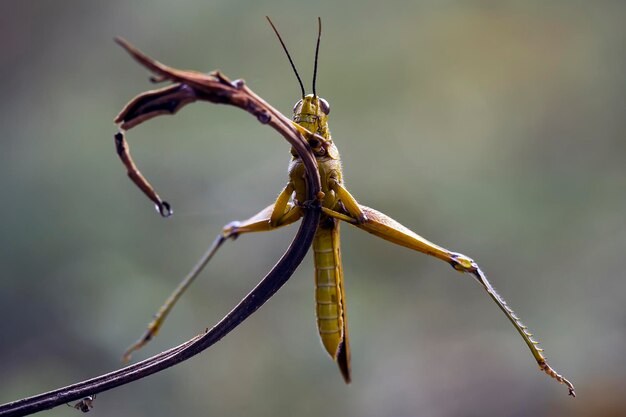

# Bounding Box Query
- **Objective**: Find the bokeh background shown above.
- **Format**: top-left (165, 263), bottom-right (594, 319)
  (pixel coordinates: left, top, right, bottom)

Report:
top-left (1, 1), bottom-right (625, 416)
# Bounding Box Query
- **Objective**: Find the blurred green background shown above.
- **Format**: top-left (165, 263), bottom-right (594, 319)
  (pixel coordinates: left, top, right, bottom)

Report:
top-left (1, 1), bottom-right (625, 416)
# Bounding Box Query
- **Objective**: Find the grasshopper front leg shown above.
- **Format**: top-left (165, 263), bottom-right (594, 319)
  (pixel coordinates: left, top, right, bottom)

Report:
top-left (123, 183), bottom-right (302, 362)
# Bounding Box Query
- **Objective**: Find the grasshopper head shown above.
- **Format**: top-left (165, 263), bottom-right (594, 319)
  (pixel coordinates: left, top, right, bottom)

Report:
top-left (293, 94), bottom-right (331, 139)
top-left (267, 18), bottom-right (334, 154)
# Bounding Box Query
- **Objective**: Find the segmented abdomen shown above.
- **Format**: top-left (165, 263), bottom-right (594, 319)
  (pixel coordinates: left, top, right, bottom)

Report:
top-left (313, 220), bottom-right (345, 359)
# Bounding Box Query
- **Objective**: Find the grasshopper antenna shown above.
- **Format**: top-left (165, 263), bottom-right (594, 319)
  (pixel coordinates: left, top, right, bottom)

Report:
top-left (312, 17), bottom-right (322, 98)
top-left (266, 16), bottom-right (306, 99)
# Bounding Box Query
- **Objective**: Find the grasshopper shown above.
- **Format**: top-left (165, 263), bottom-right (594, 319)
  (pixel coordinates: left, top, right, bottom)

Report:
top-left (120, 17), bottom-right (574, 396)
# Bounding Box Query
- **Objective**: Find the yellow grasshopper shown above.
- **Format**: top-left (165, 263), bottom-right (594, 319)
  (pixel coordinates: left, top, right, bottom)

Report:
top-left (121, 17), bottom-right (574, 396)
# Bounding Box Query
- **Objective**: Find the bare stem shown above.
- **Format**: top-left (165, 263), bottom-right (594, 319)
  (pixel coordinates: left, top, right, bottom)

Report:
top-left (0, 39), bottom-right (322, 417)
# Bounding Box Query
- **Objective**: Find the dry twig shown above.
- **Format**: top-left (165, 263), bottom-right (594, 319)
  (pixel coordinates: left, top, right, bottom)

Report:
top-left (0, 39), bottom-right (322, 417)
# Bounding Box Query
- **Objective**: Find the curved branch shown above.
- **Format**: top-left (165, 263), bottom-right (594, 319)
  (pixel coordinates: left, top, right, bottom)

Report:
top-left (0, 40), bottom-right (322, 417)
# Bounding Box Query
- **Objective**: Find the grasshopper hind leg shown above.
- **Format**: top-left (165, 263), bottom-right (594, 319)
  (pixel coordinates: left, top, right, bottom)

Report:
top-left (123, 190), bottom-right (302, 362)
top-left (344, 204), bottom-right (575, 396)
top-left (122, 233), bottom-right (229, 362)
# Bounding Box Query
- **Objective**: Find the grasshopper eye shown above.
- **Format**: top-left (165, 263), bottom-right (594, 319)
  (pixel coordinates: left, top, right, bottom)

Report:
top-left (319, 98), bottom-right (330, 115)
top-left (293, 99), bottom-right (303, 114)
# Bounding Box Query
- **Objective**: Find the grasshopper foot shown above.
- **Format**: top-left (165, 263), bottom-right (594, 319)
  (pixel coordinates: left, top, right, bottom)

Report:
top-left (122, 319), bottom-right (161, 363)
